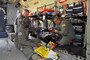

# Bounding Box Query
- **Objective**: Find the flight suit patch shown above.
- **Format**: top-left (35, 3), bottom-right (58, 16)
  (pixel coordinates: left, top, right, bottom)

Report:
top-left (18, 32), bottom-right (22, 36)
top-left (61, 24), bottom-right (66, 28)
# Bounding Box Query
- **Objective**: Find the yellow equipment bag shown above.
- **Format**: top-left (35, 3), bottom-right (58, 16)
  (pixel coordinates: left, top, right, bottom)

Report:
top-left (34, 46), bottom-right (49, 58)
top-left (34, 46), bottom-right (58, 60)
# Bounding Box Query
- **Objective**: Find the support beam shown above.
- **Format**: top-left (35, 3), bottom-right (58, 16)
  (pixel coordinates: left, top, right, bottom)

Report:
top-left (86, 0), bottom-right (90, 60)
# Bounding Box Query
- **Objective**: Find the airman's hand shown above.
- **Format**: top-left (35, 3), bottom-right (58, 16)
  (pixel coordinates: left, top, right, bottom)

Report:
top-left (54, 29), bottom-right (59, 33)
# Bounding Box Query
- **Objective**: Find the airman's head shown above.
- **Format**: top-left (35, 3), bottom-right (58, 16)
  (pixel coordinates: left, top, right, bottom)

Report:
top-left (21, 9), bottom-right (29, 17)
top-left (54, 17), bottom-right (62, 24)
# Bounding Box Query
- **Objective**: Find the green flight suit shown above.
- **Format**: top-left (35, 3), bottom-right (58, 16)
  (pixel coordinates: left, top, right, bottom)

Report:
top-left (13, 17), bottom-right (30, 49)
top-left (55, 20), bottom-right (75, 45)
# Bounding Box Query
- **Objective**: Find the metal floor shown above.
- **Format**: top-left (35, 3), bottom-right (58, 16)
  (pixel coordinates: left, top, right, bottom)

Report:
top-left (0, 38), bottom-right (28, 60)
top-left (0, 37), bottom-right (85, 60)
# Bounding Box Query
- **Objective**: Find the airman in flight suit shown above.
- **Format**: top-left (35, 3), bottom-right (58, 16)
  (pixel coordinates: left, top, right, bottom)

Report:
top-left (54, 17), bottom-right (75, 46)
top-left (11, 9), bottom-right (30, 49)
